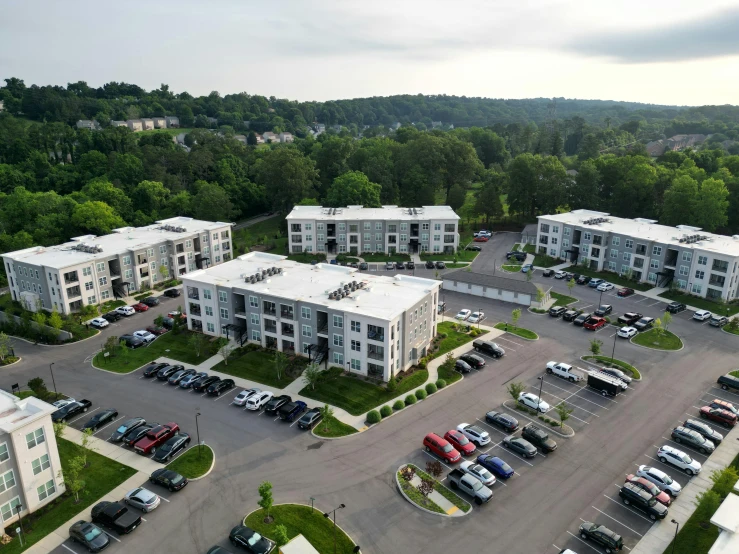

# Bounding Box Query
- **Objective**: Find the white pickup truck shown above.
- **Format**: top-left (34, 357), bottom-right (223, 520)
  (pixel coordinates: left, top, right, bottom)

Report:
top-left (545, 361), bottom-right (583, 383)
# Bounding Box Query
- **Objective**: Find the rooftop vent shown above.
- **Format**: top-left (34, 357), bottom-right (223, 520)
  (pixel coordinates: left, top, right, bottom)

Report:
top-left (582, 217), bottom-right (610, 225)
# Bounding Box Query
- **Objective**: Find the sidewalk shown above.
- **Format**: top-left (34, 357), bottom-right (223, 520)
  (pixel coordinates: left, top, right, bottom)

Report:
top-left (405, 472), bottom-right (465, 516)
top-left (62, 427), bottom-right (162, 474)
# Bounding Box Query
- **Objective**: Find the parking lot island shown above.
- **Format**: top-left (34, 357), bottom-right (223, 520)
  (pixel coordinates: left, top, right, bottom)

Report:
top-left (631, 328), bottom-right (684, 351)
top-left (396, 464), bottom-right (471, 516)
top-left (166, 444), bottom-right (215, 480)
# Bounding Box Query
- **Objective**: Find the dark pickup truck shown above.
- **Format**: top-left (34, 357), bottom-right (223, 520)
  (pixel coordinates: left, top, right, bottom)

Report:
top-left (51, 400), bottom-right (92, 422)
top-left (278, 401), bottom-right (307, 422)
top-left (91, 501), bottom-right (141, 534)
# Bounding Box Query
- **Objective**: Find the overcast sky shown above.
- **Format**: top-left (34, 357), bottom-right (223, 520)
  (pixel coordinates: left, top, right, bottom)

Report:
top-left (2, 0), bottom-right (738, 106)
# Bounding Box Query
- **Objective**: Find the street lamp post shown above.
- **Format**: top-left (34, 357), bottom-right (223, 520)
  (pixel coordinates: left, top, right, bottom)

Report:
top-left (195, 412), bottom-right (201, 459)
top-left (598, 289), bottom-right (604, 308)
top-left (536, 375), bottom-right (545, 412)
top-left (611, 327), bottom-right (618, 362)
top-left (323, 504), bottom-right (346, 554)
top-left (49, 363), bottom-right (58, 399)
top-left (15, 504), bottom-right (23, 547)
top-left (671, 519), bottom-right (679, 554)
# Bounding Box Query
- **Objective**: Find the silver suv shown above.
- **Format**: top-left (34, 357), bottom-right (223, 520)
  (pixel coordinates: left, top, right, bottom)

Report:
top-left (671, 426), bottom-right (715, 454)
top-left (385, 261), bottom-right (395, 270)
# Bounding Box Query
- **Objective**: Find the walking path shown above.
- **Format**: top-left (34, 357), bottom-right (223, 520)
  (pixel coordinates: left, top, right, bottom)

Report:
top-left (401, 470), bottom-right (466, 516)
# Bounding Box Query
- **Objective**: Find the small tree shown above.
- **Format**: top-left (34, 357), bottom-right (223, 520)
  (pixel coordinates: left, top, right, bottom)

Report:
top-left (694, 489), bottom-right (722, 512)
top-left (48, 308), bottom-right (64, 340)
top-left (32, 311), bottom-right (47, 342)
top-left (28, 377), bottom-right (49, 399)
top-left (589, 338), bottom-right (603, 356)
top-left (417, 478), bottom-right (435, 498)
top-left (218, 342), bottom-right (234, 366)
top-left (189, 332), bottom-right (209, 359)
top-left (554, 402), bottom-right (574, 429)
top-left (158, 264), bottom-right (170, 282)
top-left (653, 318), bottom-right (664, 337)
top-left (274, 524), bottom-right (289, 548)
top-left (709, 466), bottom-right (739, 498)
top-left (103, 336), bottom-right (120, 358)
top-left (0, 332), bottom-right (12, 362)
top-left (319, 404), bottom-right (334, 432)
top-left (506, 381), bottom-right (526, 403)
top-left (662, 312), bottom-right (673, 332)
top-left (567, 278), bottom-right (576, 295)
top-left (425, 460), bottom-right (443, 479)
top-left (258, 481), bottom-right (274, 520)
top-left (53, 420), bottom-right (67, 440)
top-left (386, 368), bottom-right (397, 392)
top-left (525, 269), bottom-right (533, 282)
top-left (400, 465), bottom-right (416, 482)
top-left (80, 428), bottom-right (97, 468)
top-left (511, 308), bottom-right (521, 328)
top-left (535, 287), bottom-right (545, 306)
top-left (302, 363), bottom-right (323, 391)
top-left (274, 351), bottom-right (288, 381)
top-left (58, 455), bottom-right (86, 503)
top-left (154, 314), bottom-right (165, 327)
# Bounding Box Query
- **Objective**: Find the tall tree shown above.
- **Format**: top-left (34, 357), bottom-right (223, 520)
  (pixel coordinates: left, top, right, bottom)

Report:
top-left (694, 177), bottom-right (729, 232)
top-left (661, 175), bottom-right (698, 226)
top-left (254, 148), bottom-right (318, 213)
top-left (71, 201), bottom-right (125, 235)
top-left (192, 181), bottom-right (235, 222)
top-left (324, 171), bottom-right (381, 208)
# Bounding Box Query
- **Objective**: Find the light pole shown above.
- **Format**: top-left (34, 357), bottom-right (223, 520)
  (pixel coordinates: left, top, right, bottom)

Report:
top-left (536, 375), bottom-right (545, 412)
top-left (598, 289), bottom-right (604, 308)
top-left (195, 412), bottom-right (201, 459)
top-left (49, 363), bottom-right (58, 399)
top-left (323, 503), bottom-right (346, 554)
top-left (611, 327), bottom-right (618, 362)
top-left (15, 503), bottom-right (23, 547)
top-left (477, 307), bottom-right (481, 329)
top-left (671, 519), bottom-right (679, 554)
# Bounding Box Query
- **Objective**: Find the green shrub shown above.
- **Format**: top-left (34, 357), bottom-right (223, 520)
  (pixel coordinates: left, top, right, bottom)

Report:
top-left (366, 410), bottom-right (381, 424)
top-left (386, 377), bottom-right (397, 393)
top-left (380, 405), bottom-right (392, 418)
top-left (405, 394), bottom-right (417, 406)
top-left (436, 379), bottom-right (447, 389)
top-left (393, 400), bottom-right (404, 411)
top-left (415, 389), bottom-right (427, 400)
top-left (425, 383), bottom-right (437, 394)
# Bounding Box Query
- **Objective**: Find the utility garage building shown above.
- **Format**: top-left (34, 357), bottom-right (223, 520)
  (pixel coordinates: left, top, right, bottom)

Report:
top-left (442, 270), bottom-right (540, 306)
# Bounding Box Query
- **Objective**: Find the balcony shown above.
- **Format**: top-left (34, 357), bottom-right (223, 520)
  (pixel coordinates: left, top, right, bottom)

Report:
top-left (635, 246), bottom-right (647, 256)
top-left (265, 322), bottom-right (278, 334)
top-left (235, 310), bottom-right (247, 318)
top-left (709, 276), bottom-right (726, 288)
top-left (189, 305), bottom-right (202, 317)
top-left (63, 272), bottom-right (78, 284)
top-left (368, 347), bottom-right (384, 361)
top-left (263, 303), bottom-right (276, 317)
top-left (281, 324), bottom-right (294, 337)
top-left (367, 325), bottom-right (385, 343)
top-left (712, 261), bottom-right (729, 273)
top-left (187, 287), bottom-right (200, 300)
top-left (176, 244), bottom-right (185, 254)
top-left (280, 307), bottom-right (294, 320)
top-left (66, 286), bottom-right (81, 299)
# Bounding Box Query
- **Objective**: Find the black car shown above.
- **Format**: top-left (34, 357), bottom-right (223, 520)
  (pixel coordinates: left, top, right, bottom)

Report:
top-left (264, 394), bottom-right (292, 414)
top-left (396, 261), bottom-right (405, 270)
top-left (163, 288), bottom-right (181, 298)
top-left (717, 373), bottom-right (739, 392)
top-left (207, 547), bottom-right (234, 554)
top-left (207, 378), bottom-right (235, 396)
top-left (110, 417), bottom-right (146, 442)
top-left (193, 376), bottom-right (220, 392)
top-left (459, 354), bottom-right (485, 369)
top-left (298, 407), bottom-right (322, 430)
top-left (594, 304), bottom-right (613, 316)
top-left (152, 432), bottom-right (191, 462)
top-left (548, 306), bottom-right (566, 317)
top-left (51, 400), bottom-right (92, 422)
top-left (619, 482), bottom-right (668, 520)
top-left (455, 359), bottom-right (473, 373)
top-left (576, 275), bottom-right (591, 285)
top-left (407, 261), bottom-right (415, 269)
top-left (425, 261), bottom-right (435, 269)
top-left (521, 424), bottom-right (557, 452)
top-left (466, 245), bottom-right (482, 251)
top-left (229, 525), bottom-right (275, 554)
top-left (119, 335), bottom-right (145, 349)
top-left (123, 423), bottom-right (159, 447)
top-left (157, 364), bottom-right (184, 381)
top-left (683, 418), bottom-right (723, 445)
top-left (82, 409), bottom-right (119, 432)
top-left (102, 311), bottom-right (122, 323)
top-left (169, 368), bottom-right (196, 385)
top-left (562, 309), bottom-right (580, 322)
top-left (573, 312), bottom-right (592, 326)
top-left (542, 269), bottom-right (554, 277)
top-left (69, 520), bottom-right (110, 552)
top-left (579, 522), bottom-right (624, 552)
top-left (435, 261), bottom-right (446, 269)
top-left (506, 251), bottom-right (526, 262)
top-left (141, 296), bottom-right (160, 307)
top-left (149, 468), bottom-right (188, 492)
top-left (485, 411), bottom-right (518, 432)
top-left (143, 362), bottom-right (169, 378)
top-left (359, 262), bottom-right (369, 270)
top-left (667, 301), bottom-right (686, 314)
top-left (600, 367), bottom-right (632, 384)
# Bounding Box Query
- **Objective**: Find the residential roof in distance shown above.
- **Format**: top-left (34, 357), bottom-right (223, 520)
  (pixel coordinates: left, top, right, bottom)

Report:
top-left (286, 205), bottom-right (460, 221)
top-left (443, 269), bottom-right (540, 295)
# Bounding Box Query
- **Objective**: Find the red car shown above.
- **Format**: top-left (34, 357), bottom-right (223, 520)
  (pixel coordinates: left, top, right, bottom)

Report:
top-left (473, 236), bottom-right (489, 242)
top-left (700, 406), bottom-right (737, 428)
top-left (132, 303), bottom-right (149, 312)
top-left (423, 433), bottom-right (461, 463)
top-left (583, 316), bottom-right (607, 330)
top-left (444, 430), bottom-right (477, 456)
top-left (625, 474), bottom-right (671, 507)
top-left (709, 399), bottom-right (739, 416)
top-left (617, 287), bottom-right (635, 297)
top-left (134, 423), bottom-right (180, 455)
top-left (146, 325), bottom-right (168, 336)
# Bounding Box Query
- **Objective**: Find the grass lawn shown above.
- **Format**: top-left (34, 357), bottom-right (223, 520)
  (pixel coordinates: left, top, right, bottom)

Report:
top-left (403, 464), bottom-right (471, 513)
top-left (562, 266), bottom-right (652, 291)
top-left (313, 415), bottom-right (358, 438)
top-left (582, 355), bottom-right (642, 379)
top-left (1, 438), bottom-right (136, 553)
top-left (233, 216), bottom-right (287, 256)
top-left (521, 244), bottom-right (561, 268)
top-left (724, 326), bottom-right (739, 336)
top-left (166, 444), bottom-right (213, 479)
top-left (502, 264), bottom-right (522, 272)
top-left (300, 368), bottom-right (428, 416)
top-left (658, 289), bottom-right (739, 317)
top-left (245, 504), bottom-right (357, 554)
top-left (210, 348), bottom-right (302, 388)
top-left (494, 323), bottom-right (538, 340)
top-left (437, 361), bottom-right (462, 384)
top-left (431, 322), bottom-right (486, 359)
top-left (445, 263), bottom-right (469, 269)
top-left (286, 253), bottom-right (327, 264)
top-left (632, 329), bottom-right (683, 350)
top-left (335, 255), bottom-right (361, 263)
top-left (93, 330), bottom-right (220, 373)
top-left (361, 253), bottom-right (411, 263)
top-left (551, 291), bottom-right (577, 306)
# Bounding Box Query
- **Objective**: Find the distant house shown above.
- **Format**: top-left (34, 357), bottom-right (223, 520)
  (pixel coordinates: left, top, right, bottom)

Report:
top-left (111, 120), bottom-right (128, 128)
top-left (255, 134), bottom-right (265, 144)
top-left (126, 119), bottom-right (143, 132)
top-left (76, 120), bottom-right (100, 131)
top-left (262, 131), bottom-right (277, 142)
top-left (140, 118), bottom-right (154, 131)
top-left (0, 100), bottom-right (5, 112)
top-left (431, 121), bottom-right (442, 129)
top-left (165, 116), bottom-right (179, 128)
top-left (390, 122), bottom-right (401, 131)
top-left (315, 123), bottom-right (326, 133)
top-left (646, 140), bottom-right (666, 157)
top-left (234, 134), bottom-right (247, 144)
top-left (279, 132), bottom-right (294, 143)
top-left (151, 116), bottom-right (166, 129)
top-left (331, 124), bottom-right (343, 133)
top-left (566, 169), bottom-right (579, 177)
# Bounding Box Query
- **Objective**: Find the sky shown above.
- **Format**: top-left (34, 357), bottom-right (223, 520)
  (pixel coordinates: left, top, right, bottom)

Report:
top-left (1, 0), bottom-right (738, 106)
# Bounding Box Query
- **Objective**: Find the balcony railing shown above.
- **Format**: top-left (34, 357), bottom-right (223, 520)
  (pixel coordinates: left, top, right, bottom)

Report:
top-left (64, 274), bottom-right (78, 284)
top-left (280, 310), bottom-right (294, 320)
top-left (317, 321), bottom-right (328, 335)
top-left (368, 349), bottom-right (384, 361)
top-left (709, 278), bottom-right (726, 287)
top-left (188, 292), bottom-right (200, 300)
top-left (189, 307), bottom-right (202, 317)
top-left (66, 287), bottom-right (81, 298)
top-left (263, 308), bottom-right (276, 317)
top-left (367, 330), bottom-right (385, 343)
top-left (265, 324), bottom-right (278, 334)
top-left (281, 326), bottom-right (294, 337)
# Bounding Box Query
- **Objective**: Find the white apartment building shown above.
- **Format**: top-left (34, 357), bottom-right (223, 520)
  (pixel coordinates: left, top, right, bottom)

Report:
top-left (0, 391), bottom-right (65, 536)
top-left (537, 209), bottom-right (739, 301)
top-left (285, 205), bottom-right (460, 256)
top-left (182, 252), bottom-right (442, 381)
top-left (2, 217), bottom-right (233, 314)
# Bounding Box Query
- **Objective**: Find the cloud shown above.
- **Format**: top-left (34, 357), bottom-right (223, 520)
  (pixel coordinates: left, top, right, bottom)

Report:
top-left (567, 8), bottom-right (739, 63)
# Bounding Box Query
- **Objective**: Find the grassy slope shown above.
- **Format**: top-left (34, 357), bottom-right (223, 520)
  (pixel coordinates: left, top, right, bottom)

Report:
top-left (632, 329), bottom-right (683, 350)
top-left (166, 444), bottom-right (214, 478)
top-left (210, 348), bottom-right (301, 388)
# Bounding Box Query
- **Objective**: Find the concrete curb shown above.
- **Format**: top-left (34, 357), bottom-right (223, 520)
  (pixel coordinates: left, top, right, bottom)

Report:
top-left (502, 400), bottom-right (575, 438)
top-left (1, 356), bottom-right (22, 367)
top-left (186, 444), bottom-right (215, 481)
top-left (89, 354), bottom-right (151, 375)
top-left (579, 356), bottom-right (643, 382)
top-left (526, 308), bottom-right (547, 316)
top-left (7, 329), bottom-right (101, 348)
top-left (720, 327), bottom-right (739, 337)
top-left (395, 464), bottom-right (470, 518)
top-left (494, 326), bottom-right (539, 341)
top-left (629, 330), bottom-right (685, 352)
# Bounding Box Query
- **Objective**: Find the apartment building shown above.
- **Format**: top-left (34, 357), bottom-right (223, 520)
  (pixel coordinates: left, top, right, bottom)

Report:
top-left (285, 205), bottom-right (460, 256)
top-left (537, 209), bottom-right (739, 300)
top-left (0, 391), bottom-right (65, 536)
top-left (181, 252), bottom-right (442, 381)
top-left (2, 217), bottom-right (233, 314)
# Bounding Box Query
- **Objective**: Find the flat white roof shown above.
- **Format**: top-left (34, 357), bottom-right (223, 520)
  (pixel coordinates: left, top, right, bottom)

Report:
top-left (183, 252), bottom-right (439, 321)
top-left (279, 534), bottom-right (320, 554)
top-left (3, 217), bottom-right (231, 270)
top-left (286, 205), bottom-right (460, 221)
top-left (539, 209), bottom-right (739, 258)
top-left (0, 390), bottom-right (56, 434)
top-left (709, 494), bottom-right (739, 554)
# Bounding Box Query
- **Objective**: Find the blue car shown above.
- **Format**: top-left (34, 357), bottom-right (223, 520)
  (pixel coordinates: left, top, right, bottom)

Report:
top-left (278, 400), bottom-right (308, 422)
top-left (521, 264), bottom-right (533, 273)
top-left (330, 259), bottom-right (338, 265)
top-left (477, 454), bottom-right (514, 479)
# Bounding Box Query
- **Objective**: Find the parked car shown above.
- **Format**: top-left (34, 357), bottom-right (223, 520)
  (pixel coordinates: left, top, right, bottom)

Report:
top-left (385, 261), bottom-right (394, 270)
top-left (617, 287), bottom-right (635, 297)
top-left (115, 306), bottom-right (135, 317)
top-left (583, 316), bottom-right (607, 330)
top-left (468, 311), bottom-right (485, 324)
top-left (169, 368), bottom-right (196, 385)
top-left (167, 310), bottom-right (184, 318)
top-left (573, 312), bottom-right (592, 326)
top-left (110, 417), bottom-right (146, 442)
top-left (157, 364), bottom-right (184, 381)
top-left (521, 264), bottom-right (533, 273)
top-left (634, 317), bottom-right (655, 331)
top-left (124, 487), bottom-right (161, 512)
top-left (444, 430), bottom-right (477, 456)
top-left (149, 468), bottom-right (188, 492)
top-left (617, 326), bottom-right (637, 338)
top-left (134, 423), bottom-right (179, 455)
top-left (396, 261), bottom-right (406, 270)
top-left (119, 335), bottom-right (145, 349)
top-left (683, 419), bottom-right (723, 445)
top-left (466, 245), bottom-right (482, 251)
top-left (485, 411), bottom-right (518, 432)
top-left (207, 378), bottom-right (235, 396)
top-left (693, 309), bottom-right (712, 321)
top-left (459, 353), bottom-right (485, 369)
top-left (51, 400), bottom-right (92, 422)
top-left (587, 372), bottom-right (626, 397)
top-left (229, 525), bottom-right (275, 554)
top-left (102, 311), bottom-right (122, 323)
top-left (52, 397), bottom-right (76, 408)
top-left (657, 445), bottom-right (702, 475)
top-left (425, 261), bottom-right (435, 269)
top-left (132, 303), bottom-right (149, 312)
top-left (180, 371), bottom-right (208, 388)
top-left (625, 474), bottom-right (672, 506)
top-left (233, 388), bottom-right (261, 406)
top-left (141, 296), bottom-right (160, 307)
top-left (146, 325), bottom-right (168, 336)
top-left (700, 406), bottom-right (737, 427)
top-left (82, 409), bottom-right (119, 432)
top-left (298, 407), bottom-right (323, 429)
top-left (447, 468), bottom-right (492, 505)
top-left (666, 302), bottom-right (686, 314)
top-left (594, 304), bottom-right (613, 316)
top-left (549, 306), bottom-right (566, 317)
top-left (90, 317), bottom-right (109, 329)
top-left (710, 315), bottom-right (729, 327)
top-left (599, 367), bottom-right (632, 384)
top-left (717, 373), bottom-right (739, 392)
top-left (193, 376), bottom-right (220, 392)
top-left (407, 261), bottom-right (415, 270)
top-left (521, 424), bottom-right (557, 452)
top-left (359, 262), bottom-right (369, 270)
top-left (671, 426), bottom-right (715, 454)
top-left (459, 460), bottom-right (495, 486)
top-left (709, 399), bottom-right (739, 416)
top-left (518, 392), bottom-right (550, 412)
top-left (435, 261), bottom-right (446, 269)
top-left (619, 481), bottom-right (668, 520)
top-left (617, 312), bottom-right (642, 325)
top-left (163, 288), bottom-right (181, 298)
top-left (423, 433), bottom-right (461, 463)
top-left (246, 391), bottom-right (274, 410)
top-left (579, 521), bottom-right (624, 552)
top-left (476, 454), bottom-right (514, 479)
top-left (502, 435), bottom-right (537, 458)
top-left (455, 423), bottom-right (490, 446)
top-left (542, 269), bottom-right (554, 277)
top-left (123, 423), bottom-right (159, 447)
top-left (91, 501), bottom-right (141, 535)
top-left (576, 275), bottom-right (591, 285)
top-left (265, 394), bottom-right (292, 414)
top-left (588, 278), bottom-right (604, 288)
top-left (278, 401), bottom-right (308, 422)
top-left (152, 433), bottom-right (191, 462)
top-left (562, 309), bottom-right (580, 322)
top-left (455, 309), bottom-right (472, 321)
top-left (636, 465), bottom-right (682, 497)
top-left (455, 359), bottom-right (473, 373)
top-left (472, 340), bottom-right (505, 358)
top-left (132, 329), bottom-right (157, 344)
top-left (505, 251), bottom-right (526, 261)
top-left (473, 236), bottom-right (489, 242)
top-left (546, 361), bottom-right (583, 382)
top-left (68, 520), bottom-right (109, 552)
top-left (597, 282), bottom-right (615, 291)
top-left (554, 270), bottom-right (567, 279)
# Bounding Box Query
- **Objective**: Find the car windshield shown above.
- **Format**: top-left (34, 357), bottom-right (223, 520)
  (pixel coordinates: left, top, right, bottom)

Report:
top-left (471, 480), bottom-right (482, 491)
top-left (498, 460), bottom-right (512, 472)
top-left (478, 467), bottom-right (492, 479)
top-left (661, 473), bottom-right (672, 484)
top-left (160, 443), bottom-right (173, 453)
top-left (170, 474), bottom-right (184, 484)
top-left (456, 435), bottom-right (470, 445)
top-left (116, 425), bottom-right (128, 433)
top-left (247, 532), bottom-right (263, 546)
top-left (83, 526), bottom-right (102, 541)
top-left (442, 444), bottom-right (453, 453)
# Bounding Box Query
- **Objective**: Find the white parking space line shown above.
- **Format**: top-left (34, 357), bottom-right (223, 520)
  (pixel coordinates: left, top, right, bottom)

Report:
top-left (69, 407), bottom-right (100, 425)
top-left (566, 531), bottom-right (605, 554)
top-left (273, 415), bottom-right (281, 421)
top-left (661, 437), bottom-right (709, 458)
top-left (158, 494), bottom-right (171, 502)
top-left (475, 418), bottom-right (508, 435)
top-left (290, 419), bottom-right (300, 427)
top-left (492, 445), bottom-right (535, 467)
top-left (422, 450), bottom-right (452, 471)
top-left (482, 440), bottom-right (502, 454)
top-left (537, 390), bottom-right (600, 418)
top-left (103, 530), bottom-right (121, 542)
top-left (602, 495), bottom-right (655, 525)
top-left (496, 336), bottom-right (525, 348)
top-left (647, 300), bottom-right (664, 307)
top-left (167, 448), bottom-right (188, 463)
top-left (93, 415), bottom-right (126, 436)
top-left (709, 386), bottom-right (739, 399)
top-left (643, 454), bottom-right (677, 472)
top-left (634, 297), bottom-right (651, 304)
top-left (575, 384), bottom-right (619, 403)
top-left (593, 505), bottom-right (645, 535)
top-left (549, 384), bottom-right (610, 410)
top-left (61, 545), bottom-right (80, 554)
top-left (213, 391), bottom-right (237, 402)
top-left (141, 517), bottom-right (147, 522)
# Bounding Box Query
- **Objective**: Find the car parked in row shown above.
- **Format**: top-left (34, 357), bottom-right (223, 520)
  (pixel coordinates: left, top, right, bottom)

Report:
top-left (456, 423), bottom-right (490, 446)
top-left (583, 316), bottom-right (607, 330)
top-left (588, 278), bottom-right (604, 288)
top-left (709, 398), bottom-right (738, 416)
top-left (233, 388), bottom-right (261, 406)
top-left (710, 315), bottom-right (729, 327)
top-left (693, 309), bottom-right (712, 321)
top-left (193, 375), bottom-right (220, 392)
top-left (149, 468), bottom-right (188, 492)
top-left (472, 339), bottom-right (505, 358)
top-left (455, 359), bottom-right (473, 373)
top-left (157, 364), bottom-right (184, 381)
top-left (459, 461), bottom-right (495, 486)
top-left (597, 282), bottom-right (614, 291)
top-left (459, 353), bottom-right (485, 369)
top-left (666, 301), bottom-right (686, 313)
top-left (683, 418), bottom-right (723, 445)
top-left (134, 423), bottom-right (179, 456)
top-left (91, 501), bottom-right (141, 535)
top-left (617, 312), bottom-right (642, 325)
top-left (90, 317), bottom-right (109, 329)
top-left (671, 426), bottom-right (715, 454)
top-left (180, 371), bottom-right (208, 388)
top-left (521, 424), bottom-right (557, 452)
top-left (425, 260), bottom-right (435, 269)
top-left (119, 335), bottom-right (145, 349)
top-left (146, 325), bottom-right (168, 336)
top-left (485, 411), bottom-right (519, 432)
top-left (444, 430), bottom-right (477, 456)
top-left (142, 296), bottom-right (160, 307)
top-left (617, 326), bottom-right (637, 339)
top-left (246, 391), bottom-right (273, 411)
top-left (476, 454), bottom-right (514, 479)
top-left (572, 312), bottom-right (592, 326)
top-left (278, 401), bottom-right (307, 422)
top-left (625, 474), bottom-right (672, 506)
top-left (548, 306), bottom-right (567, 317)
top-left (152, 433), bottom-right (191, 462)
top-left (717, 373), bottom-right (739, 392)
top-left (132, 303), bottom-right (149, 312)
top-left (132, 329), bottom-right (157, 344)
top-left (700, 405), bottom-right (737, 427)
top-left (447, 468), bottom-right (492, 505)
top-left (501, 435), bottom-right (537, 458)
top-left (265, 394), bottom-right (292, 414)
top-left (423, 433), bottom-right (461, 463)
top-left (51, 399), bottom-right (92, 422)
top-left (208, 378), bottom-right (235, 396)
top-left (229, 525), bottom-right (275, 554)
top-left (546, 361), bottom-right (583, 382)
top-left (579, 522), bottom-right (624, 552)
top-left (576, 275), bottom-right (591, 285)
top-left (554, 270), bottom-right (567, 279)
top-left (102, 311), bottom-right (122, 323)
top-left (82, 408), bottom-right (119, 432)
top-left (594, 304), bottom-right (612, 316)
top-left (123, 423), bottom-right (160, 447)
top-left (619, 481), bottom-right (668, 520)
top-left (163, 288), bottom-right (181, 298)
top-left (562, 309), bottom-right (580, 322)
top-left (634, 316), bottom-right (655, 331)
top-left (455, 309), bottom-right (471, 321)
top-left (115, 306), bottom-right (136, 317)
top-left (468, 311), bottom-right (485, 324)
top-left (169, 368), bottom-right (196, 385)
top-left (298, 407), bottom-right (323, 429)
top-left (69, 520), bottom-right (109, 552)
top-left (518, 392), bottom-right (550, 413)
top-left (542, 269), bottom-right (554, 277)
top-left (636, 465), bottom-right (682, 497)
top-left (617, 287), bottom-right (635, 297)
top-left (110, 417), bottom-right (147, 442)
top-left (124, 487), bottom-right (161, 513)
top-left (656, 445), bottom-right (702, 475)
top-left (599, 366), bottom-right (632, 384)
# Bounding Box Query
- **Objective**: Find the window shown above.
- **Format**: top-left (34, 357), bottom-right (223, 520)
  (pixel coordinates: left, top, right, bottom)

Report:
top-left (647, 272), bottom-right (657, 283)
top-left (650, 259), bottom-right (659, 270)
top-left (317, 223), bottom-right (324, 231)
top-left (682, 251), bottom-right (692, 262)
top-left (422, 223), bottom-right (429, 230)
top-left (623, 252), bottom-right (631, 262)
top-left (564, 227), bottom-right (571, 236)
top-left (611, 237), bottom-right (620, 246)
top-left (249, 295), bottom-right (257, 307)
top-left (31, 454), bottom-right (50, 475)
top-left (583, 232), bottom-right (591, 241)
top-left (250, 314), bottom-right (260, 326)
top-left (422, 233), bottom-right (429, 241)
top-left (363, 233), bottom-right (370, 242)
top-left (333, 334), bottom-right (343, 347)
top-left (304, 223), bottom-right (312, 231)
top-left (160, 245), bottom-right (167, 254)
top-left (433, 234), bottom-right (440, 242)
top-left (339, 245), bottom-right (346, 253)
top-left (101, 290), bottom-right (110, 300)
top-left (220, 308), bottom-right (229, 319)
top-left (98, 276), bottom-right (107, 286)
top-left (0, 443), bottom-right (7, 462)
top-left (540, 223), bottom-right (550, 233)
top-left (85, 281), bottom-right (93, 291)
top-left (608, 261), bottom-right (617, 271)
top-left (581, 245), bottom-right (588, 253)
top-left (676, 265), bottom-right (689, 276)
top-left (692, 283), bottom-right (702, 294)
top-left (652, 246), bottom-right (662, 256)
top-left (26, 428), bottom-right (45, 449)
top-left (212, 233), bottom-right (218, 241)
top-left (551, 237), bottom-right (558, 245)
top-left (698, 255), bottom-right (708, 265)
top-left (251, 329), bottom-right (261, 341)
top-left (150, 261), bottom-right (157, 271)
top-left (305, 234), bottom-right (312, 242)
top-left (351, 359), bottom-right (361, 371)
top-left (200, 289), bottom-right (211, 300)
top-left (695, 270), bottom-right (705, 279)
top-left (625, 239), bottom-right (633, 249)
top-left (400, 234), bottom-right (407, 242)
top-left (219, 291), bottom-right (227, 303)
top-left (333, 352), bottom-right (344, 365)
top-left (444, 224), bottom-right (455, 232)
top-left (37, 479), bottom-right (55, 501)
top-left (0, 470), bottom-right (15, 493)
top-left (363, 222), bottom-right (371, 230)
top-left (339, 234), bottom-right (345, 243)
top-left (205, 306), bottom-right (213, 316)
top-left (610, 249), bottom-right (618, 259)
top-left (338, 223), bottom-right (346, 231)
top-left (82, 267), bottom-right (91, 276)
top-left (202, 234), bottom-right (209, 243)
top-left (349, 224), bottom-right (358, 233)
top-left (301, 307), bottom-right (311, 319)
top-left (124, 269), bottom-right (133, 280)
top-left (351, 340), bottom-right (361, 351)
top-left (562, 239), bottom-right (569, 248)
top-left (351, 321), bottom-right (360, 332)
top-left (375, 233), bottom-right (382, 242)
top-left (677, 279), bottom-right (687, 290)
top-left (376, 222), bottom-right (382, 230)
top-left (96, 262), bottom-right (105, 272)
top-left (333, 315), bottom-right (343, 328)
top-left (206, 322), bottom-right (215, 333)
top-left (302, 325), bottom-right (312, 338)
top-left (621, 264), bottom-right (630, 274)
top-left (1, 497), bottom-right (21, 522)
